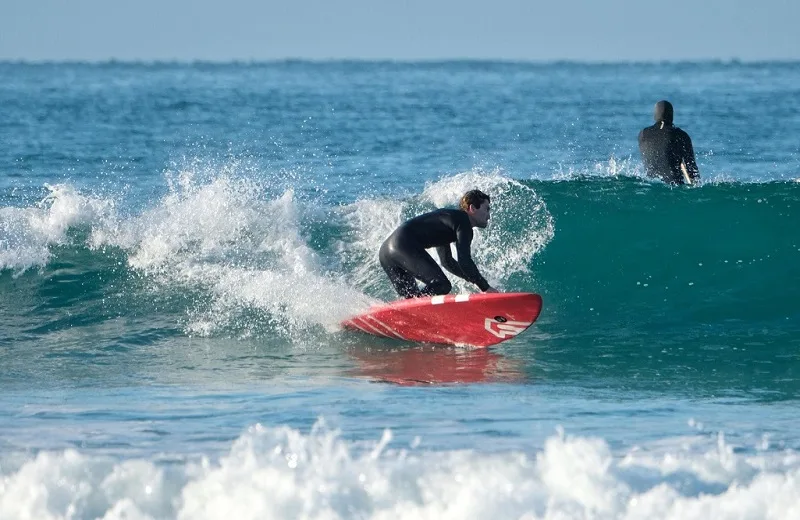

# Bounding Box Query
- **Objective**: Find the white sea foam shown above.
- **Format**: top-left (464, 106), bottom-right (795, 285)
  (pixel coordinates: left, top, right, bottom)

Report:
top-left (88, 167), bottom-right (376, 336)
top-left (2, 423), bottom-right (799, 520)
top-left (547, 155), bottom-right (647, 181)
top-left (337, 197), bottom-right (407, 297)
top-left (0, 184), bottom-right (116, 273)
top-left (0, 163), bottom-right (377, 336)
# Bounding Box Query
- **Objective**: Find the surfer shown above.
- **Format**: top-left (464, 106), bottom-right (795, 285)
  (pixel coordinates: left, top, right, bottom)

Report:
top-left (638, 100), bottom-right (700, 185)
top-left (379, 189), bottom-right (499, 298)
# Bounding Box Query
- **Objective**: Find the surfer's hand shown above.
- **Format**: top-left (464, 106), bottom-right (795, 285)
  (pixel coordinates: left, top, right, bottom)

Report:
top-left (484, 286), bottom-right (500, 293)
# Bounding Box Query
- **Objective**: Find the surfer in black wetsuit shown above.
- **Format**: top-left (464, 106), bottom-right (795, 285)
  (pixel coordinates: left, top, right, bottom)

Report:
top-left (638, 100), bottom-right (700, 185)
top-left (379, 189), bottom-right (499, 298)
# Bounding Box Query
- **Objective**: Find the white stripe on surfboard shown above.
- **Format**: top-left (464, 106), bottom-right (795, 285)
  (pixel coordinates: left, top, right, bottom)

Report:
top-left (431, 294), bottom-right (469, 304)
top-left (364, 315), bottom-right (407, 340)
top-left (353, 317), bottom-right (391, 338)
top-left (345, 319), bottom-right (378, 336)
top-left (352, 316), bottom-right (455, 345)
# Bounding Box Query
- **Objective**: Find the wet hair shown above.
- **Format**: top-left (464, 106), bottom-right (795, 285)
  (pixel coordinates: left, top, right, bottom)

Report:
top-left (459, 189), bottom-right (490, 211)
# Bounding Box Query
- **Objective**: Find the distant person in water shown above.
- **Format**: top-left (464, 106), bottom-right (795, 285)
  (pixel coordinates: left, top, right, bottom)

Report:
top-left (379, 189), bottom-right (499, 299)
top-left (638, 100), bottom-right (700, 185)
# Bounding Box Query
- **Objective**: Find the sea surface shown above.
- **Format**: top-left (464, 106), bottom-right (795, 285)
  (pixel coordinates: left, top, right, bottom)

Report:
top-left (1, 61), bottom-right (800, 519)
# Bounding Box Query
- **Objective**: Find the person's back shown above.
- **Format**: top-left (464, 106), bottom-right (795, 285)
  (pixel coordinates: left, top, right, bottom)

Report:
top-left (638, 100), bottom-right (699, 185)
top-left (396, 208), bottom-right (468, 249)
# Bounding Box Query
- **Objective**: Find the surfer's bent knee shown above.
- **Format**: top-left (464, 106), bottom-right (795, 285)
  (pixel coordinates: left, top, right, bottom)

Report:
top-left (425, 279), bottom-right (451, 296)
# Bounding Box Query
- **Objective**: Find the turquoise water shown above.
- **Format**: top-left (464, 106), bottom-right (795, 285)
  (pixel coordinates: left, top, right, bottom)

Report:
top-left (1, 61), bottom-right (800, 519)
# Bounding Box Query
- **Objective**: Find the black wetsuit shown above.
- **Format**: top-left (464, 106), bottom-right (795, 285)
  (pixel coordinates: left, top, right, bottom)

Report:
top-left (379, 209), bottom-right (490, 298)
top-left (638, 101), bottom-right (699, 185)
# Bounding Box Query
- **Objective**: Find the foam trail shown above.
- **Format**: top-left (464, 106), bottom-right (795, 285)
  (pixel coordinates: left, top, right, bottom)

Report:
top-left (89, 169), bottom-right (375, 336)
top-left (1, 167), bottom-right (379, 337)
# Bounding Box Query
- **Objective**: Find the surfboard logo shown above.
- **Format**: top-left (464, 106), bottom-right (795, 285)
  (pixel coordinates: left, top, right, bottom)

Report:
top-left (484, 317), bottom-right (532, 338)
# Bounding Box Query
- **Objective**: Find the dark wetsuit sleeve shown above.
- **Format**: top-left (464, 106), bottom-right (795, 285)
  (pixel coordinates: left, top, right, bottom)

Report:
top-left (443, 224), bottom-right (490, 291)
top-left (678, 131), bottom-right (699, 180)
top-left (436, 245), bottom-right (464, 277)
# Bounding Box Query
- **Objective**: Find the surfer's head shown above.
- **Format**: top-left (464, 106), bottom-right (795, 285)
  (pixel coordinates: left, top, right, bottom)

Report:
top-left (460, 189), bottom-right (491, 228)
top-left (653, 100), bottom-right (674, 124)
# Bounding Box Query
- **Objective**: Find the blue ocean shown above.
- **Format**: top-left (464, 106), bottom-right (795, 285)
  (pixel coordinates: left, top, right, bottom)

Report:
top-left (1, 61), bottom-right (799, 519)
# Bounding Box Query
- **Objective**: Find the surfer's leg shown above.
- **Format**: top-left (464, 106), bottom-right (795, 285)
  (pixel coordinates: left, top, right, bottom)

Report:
top-left (380, 236), bottom-right (423, 298)
top-left (380, 233), bottom-right (451, 297)
top-left (384, 265), bottom-right (423, 298)
top-left (389, 242), bottom-right (451, 296)
top-left (413, 258), bottom-right (452, 296)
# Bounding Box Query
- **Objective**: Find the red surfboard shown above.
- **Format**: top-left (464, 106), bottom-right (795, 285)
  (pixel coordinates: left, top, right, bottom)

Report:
top-left (341, 292), bottom-right (543, 347)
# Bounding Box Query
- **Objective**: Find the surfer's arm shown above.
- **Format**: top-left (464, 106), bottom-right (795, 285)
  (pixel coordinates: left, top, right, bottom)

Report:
top-left (679, 132), bottom-right (699, 181)
top-left (436, 246), bottom-right (466, 278)
top-left (437, 245), bottom-right (492, 291)
top-left (453, 228), bottom-right (491, 291)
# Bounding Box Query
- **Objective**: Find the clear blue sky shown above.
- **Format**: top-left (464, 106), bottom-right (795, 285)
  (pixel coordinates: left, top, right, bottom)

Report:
top-left (2, 0), bottom-right (799, 62)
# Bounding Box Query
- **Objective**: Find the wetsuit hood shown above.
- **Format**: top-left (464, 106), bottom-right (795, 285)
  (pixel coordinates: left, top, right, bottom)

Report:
top-left (653, 100), bottom-right (674, 124)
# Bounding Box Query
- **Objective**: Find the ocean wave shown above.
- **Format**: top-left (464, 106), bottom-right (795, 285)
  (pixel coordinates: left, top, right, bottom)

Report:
top-left (2, 171), bottom-right (798, 352)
